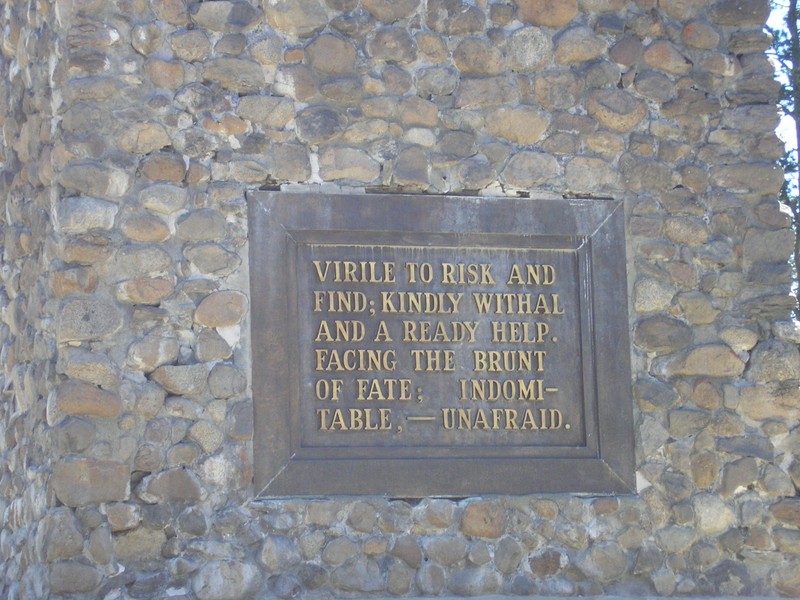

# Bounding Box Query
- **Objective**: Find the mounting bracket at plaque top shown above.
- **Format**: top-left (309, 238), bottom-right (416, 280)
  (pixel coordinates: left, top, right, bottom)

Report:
top-left (248, 192), bottom-right (634, 497)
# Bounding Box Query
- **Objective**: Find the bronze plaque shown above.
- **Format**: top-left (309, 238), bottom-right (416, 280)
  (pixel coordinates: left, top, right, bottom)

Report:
top-left (248, 192), bottom-right (634, 496)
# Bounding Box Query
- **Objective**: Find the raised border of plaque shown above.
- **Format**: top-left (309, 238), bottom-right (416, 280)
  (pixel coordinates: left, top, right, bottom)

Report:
top-left (248, 192), bottom-right (634, 497)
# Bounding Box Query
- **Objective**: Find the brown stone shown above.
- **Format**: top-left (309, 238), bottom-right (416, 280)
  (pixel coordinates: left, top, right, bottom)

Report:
top-left (171, 30), bottom-right (211, 62)
top-left (609, 35), bottom-right (644, 66)
top-left (501, 151), bottom-right (559, 188)
top-left (461, 502), bottom-right (504, 538)
top-left (53, 457), bottom-right (130, 507)
top-left (399, 96), bottom-right (439, 127)
top-left (141, 152), bottom-right (186, 183)
top-left (145, 59), bottom-right (185, 88)
top-left (426, 0), bottom-right (485, 34)
top-left (319, 146), bottom-right (380, 182)
top-left (683, 21), bottom-right (721, 50)
top-left (59, 161), bottom-right (131, 198)
top-left (190, 1), bottom-right (263, 32)
top-left (194, 290), bottom-right (248, 327)
top-left (691, 452), bottom-right (720, 489)
top-left (565, 156), bottom-right (622, 193)
top-left (534, 71), bottom-right (584, 110)
top-left (176, 209), bottom-right (228, 242)
top-left (633, 316), bottom-right (692, 353)
top-left (517, 0), bottom-right (577, 27)
top-left (154, 0), bottom-right (190, 25)
top-left (56, 380), bottom-right (121, 418)
top-left (771, 499), bottom-right (800, 527)
top-left (121, 213), bottom-right (170, 243)
top-left (237, 95), bottom-right (295, 129)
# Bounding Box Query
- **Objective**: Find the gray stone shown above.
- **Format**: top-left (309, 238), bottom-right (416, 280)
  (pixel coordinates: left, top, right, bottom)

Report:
top-left (717, 435), bottom-right (774, 460)
top-left (57, 297), bottom-right (123, 342)
top-left (565, 156), bottom-right (621, 193)
top-left (368, 27), bottom-right (417, 64)
top-left (50, 561), bottom-right (102, 595)
top-left (576, 541), bottom-right (627, 582)
top-left (59, 160), bottom-right (131, 198)
top-left (747, 339), bottom-right (800, 382)
top-left (296, 107), bottom-right (347, 144)
top-left (456, 76), bottom-right (519, 108)
top-left (507, 26), bottom-right (552, 73)
top-left (424, 535), bottom-right (468, 566)
top-left (417, 563), bottom-right (446, 594)
top-left (260, 535), bottom-right (302, 571)
top-left (306, 35), bottom-right (356, 75)
top-left (711, 0), bottom-right (770, 26)
top-left (203, 58), bottom-right (266, 94)
top-left (58, 347), bottom-right (120, 388)
top-left (192, 560), bottom-right (261, 600)
top-left (654, 344), bottom-right (745, 379)
top-left (721, 457), bottom-right (758, 496)
top-left (668, 409), bottom-right (711, 438)
top-left (534, 71), bottom-right (585, 110)
top-left (362, 0), bottom-right (419, 22)
top-left (319, 146), bottom-right (380, 182)
top-left (449, 567), bottom-right (501, 595)
top-left (128, 330), bottom-right (179, 373)
top-left (391, 535), bottom-right (422, 567)
top-left (190, 1), bottom-right (262, 32)
top-left (41, 508), bottom-right (84, 562)
top-left (53, 458), bottom-right (129, 507)
top-left (415, 66), bottom-right (459, 97)
top-left (656, 525), bottom-right (697, 553)
top-left (500, 151), bottom-right (559, 189)
top-left (152, 364), bottom-right (208, 396)
top-left (495, 536), bottom-right (524, 574)
top-left (693, 493), bottom-right (735, 535)
top-left (331, 557), bottom-right (384, 592)
top-left (322, 537), bottom-right (359, 566)
top-left (633, 316), bottom-right (692, 353)
top-left (176, 209), bottom-right (228, 242)
top-left (266, 0), bottom-right (329, 36)
top-left (237, 96), bottom-right (294, 129)
top-left (555, 26), bottom-right (606, 64)
top-left (633, 376), bottom-right (679, 408)
top-left (426, 0), bottom-right (485, 34)
top-left (185, 243), bottom-right (241, 277)
top-left (454, 37), bottom-right (504, 75)
top-left (140, 183), bottom-right (188, 214)
top-left (196, 329), bottom-right (234, 362)
top-left (137, 467), bottom-right (206, 505)
top-left (587, 89), bottom-right (648, 132)
top-left (58, 196), bottom-right (118, 234)
top-left (635, 70), bottom-right (677, 102)
top-left (208, 363), bottom-right (246, 399)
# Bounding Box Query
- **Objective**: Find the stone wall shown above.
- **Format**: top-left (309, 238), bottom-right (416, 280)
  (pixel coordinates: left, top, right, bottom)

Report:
top-left (2, 0), bottom-right (800, 597)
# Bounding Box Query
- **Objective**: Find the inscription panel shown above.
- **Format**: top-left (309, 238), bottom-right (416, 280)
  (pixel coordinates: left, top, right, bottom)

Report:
top-left (249, 193), bottom-right (634, 496)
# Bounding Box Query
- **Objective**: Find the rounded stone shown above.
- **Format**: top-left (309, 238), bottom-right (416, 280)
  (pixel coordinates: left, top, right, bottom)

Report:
top-left (306, 34), bottom-right (356, 74)
top-left (194, 290), bottom-right (248, 328)
top-left (152, 364), bottom-right (208, 396)
top-left (192, 560), bottom-right (261, 600)
top-left (57, 297), bottom-right (123, 342)
top-left (487, 107), bottom-right (548, 145)
top-left (506, 27), bottom-right (552, 73)
top-left (137, 467), bottom-right (206, 505)
top-left (500, 151), bottom-right (559, 189)
top-left (517, 0), bottom-right (577, 27)
top-left (208, 363), bottom-right (247, 399)
top-left (693, 493), bottom-right (735, 535)
top-left (587, 89), bottom-right (648, 132)
top-left (576, 541), bottom-right (627, 582)
top-left (56, 380), bottom-right (121, 418)
top-left (461, 501), bottom-right (504, 538)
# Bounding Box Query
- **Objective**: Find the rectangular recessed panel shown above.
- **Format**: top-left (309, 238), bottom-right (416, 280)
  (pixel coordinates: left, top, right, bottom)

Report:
top-left (248, 192), bottom-right (634, 496)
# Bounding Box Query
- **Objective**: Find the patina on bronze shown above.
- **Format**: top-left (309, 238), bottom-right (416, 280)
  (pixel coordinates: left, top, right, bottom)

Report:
top-left (248, 192), bottom-right (634, 497)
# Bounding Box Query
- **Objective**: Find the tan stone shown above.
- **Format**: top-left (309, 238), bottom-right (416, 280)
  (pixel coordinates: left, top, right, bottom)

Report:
top-left (57, 297), bottom-right (123, 342)
top-left (415, 32), bottom-right (448, 62)
top-left (461, 502), bottom-right (504, 538)
top-left (306, 34), bottom-right (356, 74)
top-left (691, 452), bottom-right (720, 489)
top-left (137, 467), bottom-right (206, 504)
top-left (52, 266), bottom-right (98, 297)
top-left (454, 38), bottom-right (504, 75)
top-left (59, 347), bottom-right (120, 388)
top-left (145, 59), bottom-right (185, 89)
top-left (319, 147), bottom-right (380, 182)
top-left (657, 344), bottom-right (746, 378)
top-left (56, 380), bottom-right (121, 418)
top-left (114, 527), bottom-right (168, 561)
top-left (517, 0), bottom-right (577, 26)
top-left (487, 107), bottom-right (548, 145)
top-left (644, 41), bottom-right (692, 75)
top-left (362, 0), bottom-right (420, 22)
top-left (121, 213), bottom-right (170, 243)
top-left (683, 21), bottom-right (721, 49)
top-left (152, 364), bottom-right (208, 396)
top-left (116, 276), bottom-right (175, 305)
top-left (565, 156), bottom-right (623, 193)
top-left (53, 457), bottom-right (130, 507)
top-left (399, 96), bottom-right (439, 127)
top-left (154, 0), bottom-right (190, 25)
top-left (555, 27), bottom-right (606, 64)
top-left (587, 89), bottom-right (648, 132)
top-left (203, 58), bottom-right (266, 94)
top-left (141, 153), bottom-right (186, 183)
top-left (195, 290), bottom-right (248, 327)
top-left (119, 122), bottom-right (171, 155)
top-left (171, 29), bottom-right (211, 62)
top-left (266, 0), bottom-right (329, 37)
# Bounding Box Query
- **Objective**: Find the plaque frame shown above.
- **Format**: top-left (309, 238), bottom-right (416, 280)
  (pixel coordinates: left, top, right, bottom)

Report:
top-left (248, 192), bottom-right (635, 497)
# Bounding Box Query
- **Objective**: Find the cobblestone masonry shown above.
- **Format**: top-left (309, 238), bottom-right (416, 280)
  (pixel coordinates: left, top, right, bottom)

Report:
top-left (2, 0), bottom-right (800, 597)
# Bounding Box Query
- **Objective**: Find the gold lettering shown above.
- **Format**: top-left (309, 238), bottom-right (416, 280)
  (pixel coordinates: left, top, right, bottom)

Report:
top-left (356, 378), bottom-right (412, 401)
top-left (402, 320), bottom-right (478, 343)
top-left (317, 408), bottom-right (392, 431)
top-left (315, 348), bottom-right (397, 372)
top-left (473, 350), bottom-right (545, 372)
top-left (315, 320), bottom-right (364, 342)
top-left (373, 320), bottom-right (392, 342)
top-left (380, 292), bottom-right (462, 314)
top-left (458, 378), bottom-right (544, 401)
top-left (490, 321), bottom-right (549, 343)
top-left (472, 293), bottom-right (565, 315)
top-left (311, 260), bottom-right (396, 283)
top-left (313, 290), bottom-right (368, 313)
top-left (410, 349), bottom-right (455, 372)
top-left (506, 264), bottom-right (556, 285)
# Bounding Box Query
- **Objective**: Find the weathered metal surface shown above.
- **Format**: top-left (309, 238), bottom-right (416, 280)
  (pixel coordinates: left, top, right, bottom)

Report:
top-left (248, 192), bottom-right (634, 496)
